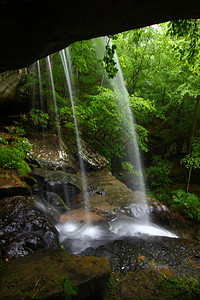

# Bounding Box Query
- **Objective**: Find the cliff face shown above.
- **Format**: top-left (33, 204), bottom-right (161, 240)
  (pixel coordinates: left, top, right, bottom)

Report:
top-left (0, 0), bottom-right (199, 72)
top-left (0, 69), bottom-right (30, 115)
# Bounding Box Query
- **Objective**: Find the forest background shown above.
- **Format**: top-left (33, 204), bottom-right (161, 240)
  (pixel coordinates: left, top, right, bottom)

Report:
top-left (1, 20), bottom-right (200, 235)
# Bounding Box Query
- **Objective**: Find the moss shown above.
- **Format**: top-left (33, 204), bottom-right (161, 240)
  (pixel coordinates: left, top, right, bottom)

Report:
top-left (156, 274), bottom-right (200, 299)
top-left (0, 249), bottom-right (111, 299)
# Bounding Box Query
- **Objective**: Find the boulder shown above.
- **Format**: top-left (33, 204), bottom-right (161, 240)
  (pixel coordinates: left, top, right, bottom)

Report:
top-left (0, 69), bottom-right (29, 115)
top-left (0, 195), bottom-right (59, 259)
top-left (78, 139), bottom-right (109, 171)
top-left (29, 133), bottom-right (78, 172)
top-left (0, 249), bottom-right (111, 300)
top-left (0, 170), bottom-right (31, 197)
top-left (88, 169), bottom-right (171, 226)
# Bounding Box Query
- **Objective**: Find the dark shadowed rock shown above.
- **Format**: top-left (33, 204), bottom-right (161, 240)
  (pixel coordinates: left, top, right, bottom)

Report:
top-left (81, 236), bottom-right (200, 279)
top-left (0, 1), bottom-right (199, 72)
top-left (0, 195), bottom-right (59, 259)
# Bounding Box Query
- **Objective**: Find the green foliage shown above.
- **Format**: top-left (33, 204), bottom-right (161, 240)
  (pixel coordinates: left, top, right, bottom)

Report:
top-left (167, 19), bottom-right (200, 62)
top-left (104, 273), bottom-right (121, 300)
top-left (129, 95), bottom-right (156, 125)
top-left (0, 133), bottom-right (32, 176)
top-left (103, 43), bottom-right (118, 79)
top-left (147, 155), bottom-right (174, 188)
top-left (29, 108), bottom-right (50, 129)
top-left (149, 187), bottom-right (171, 205)
top-left (157, 274), bottom-right (200, 299)
top-left (181, 134), bottom-right (200, 169)
top-left (56, 274), bottom-right (77, 300)
top-left (172, 189), bottom-right (200, 222)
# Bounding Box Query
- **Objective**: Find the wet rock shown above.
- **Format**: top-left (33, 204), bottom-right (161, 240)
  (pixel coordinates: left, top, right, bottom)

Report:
top-left (43, 170), bottom-right (82, 206)
top-left (29, 133), bottom-right (78, 172)
top-left (88, 169), bottom-right (171, 226)
top-left (124, 191), bottom-right (171, 226)
top-left (0, 249), bottom-right (111, 300)
top-left (0, 195), bottom-right (59, 258)
top-left (81, 236), bottom-right (200, 279)
top-left (78, 139), bottom-right (109, 171)
top-left (0, 170), bottom-right (31, 197)
top-left (59, 208), bottom-right (104, 223)
top-left (43, 191), bottom-right (67, 212)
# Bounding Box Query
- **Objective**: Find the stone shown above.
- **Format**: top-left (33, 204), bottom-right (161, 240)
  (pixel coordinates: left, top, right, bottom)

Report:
top-left (0, 195), bottom-right (59, 258)
top-left (0, 1), bottom-right (199, 72)
top-left (0, 170), bottom-right (31, 197)
top-left (43, 170), bottom-right (83, 206)
top-left (88, 169), bottom-right (171, 227)
top-left (0, 69), bottom-right (29, 115)
top-left (0, 249), bottom-right (111, 300)
top-left (29, 133), bottom-right (78, 172)
top-left (59, 208), bottom-right (104, 223)
top-left (78, 139), bottom-right (109, 171)
top-left (81, 236), bottom-right (200, 279)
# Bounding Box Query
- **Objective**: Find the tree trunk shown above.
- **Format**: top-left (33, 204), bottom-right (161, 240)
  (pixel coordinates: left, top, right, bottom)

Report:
top-left (185, 94), bottom-right (200, 192)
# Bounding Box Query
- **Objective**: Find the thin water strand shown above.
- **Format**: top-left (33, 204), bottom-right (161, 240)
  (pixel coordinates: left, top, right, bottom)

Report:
top-left (60, 49), bottom-right (89, 208)
top-left (45, 56), bottom-right (64, 160)
top-left (37, 60), bottom-right (45, 112)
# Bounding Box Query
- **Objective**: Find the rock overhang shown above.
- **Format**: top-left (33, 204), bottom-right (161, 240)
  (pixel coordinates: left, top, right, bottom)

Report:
top-left (0, 0), bottom-right (200, 72)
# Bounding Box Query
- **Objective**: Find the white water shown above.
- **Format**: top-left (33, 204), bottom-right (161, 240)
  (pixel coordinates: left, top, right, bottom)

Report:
top-left (108, 215), bottom-right (177, 238)
top-left (60, 49), bottom-right (89, 208)
top-left (55, 214), bottom-right (177, 254)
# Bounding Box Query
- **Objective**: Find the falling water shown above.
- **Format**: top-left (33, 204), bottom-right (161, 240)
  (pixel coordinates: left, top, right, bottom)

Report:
top-left (94, 37), bottom-right (149, 222)
top-left (60, 49), bottom-right (89, 208)
top-left (45, 55), bottom-right (65, 160)
top-left (36, 60), bottom-right (45, 112)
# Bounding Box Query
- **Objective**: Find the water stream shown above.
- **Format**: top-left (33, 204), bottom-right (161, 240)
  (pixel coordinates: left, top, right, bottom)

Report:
top-left (60, 49), bottom-right (90, 209)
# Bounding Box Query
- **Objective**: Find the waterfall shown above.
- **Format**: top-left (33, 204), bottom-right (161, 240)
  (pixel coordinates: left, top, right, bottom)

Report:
top-left (59, 49), bottom-right (89, 209)
top-left (94, 37), bottom-right (149, 222)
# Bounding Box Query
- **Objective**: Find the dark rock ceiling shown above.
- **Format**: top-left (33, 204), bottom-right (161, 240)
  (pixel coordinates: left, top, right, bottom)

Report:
top-left (0, 0), bottom-right (200, 72)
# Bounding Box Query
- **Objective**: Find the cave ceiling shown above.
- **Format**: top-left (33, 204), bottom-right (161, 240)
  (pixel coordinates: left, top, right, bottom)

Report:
top-left (0, 0), bottom-right (200, 72)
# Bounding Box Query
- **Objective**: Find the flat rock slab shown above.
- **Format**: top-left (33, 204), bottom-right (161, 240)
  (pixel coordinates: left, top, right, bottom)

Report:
top-left (0, 249), bottom-right (111, 300)
top-left (59, 208), bottom-right (104, 223)
top-left (0, 171), bottom-right (31, 197)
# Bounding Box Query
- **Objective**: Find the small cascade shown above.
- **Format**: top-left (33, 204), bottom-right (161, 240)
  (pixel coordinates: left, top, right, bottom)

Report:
top-left (94, 37), bottom-right (149, 222)
top-left (60, 48), bottom-right (89, 209)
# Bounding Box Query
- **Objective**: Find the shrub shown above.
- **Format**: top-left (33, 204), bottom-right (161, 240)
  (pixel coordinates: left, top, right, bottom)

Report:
top-left (147, 155), bottom-right (174, 188)
top-left (0, 134), bottom-right (32, 176)
top-left (172, 189), bottom-right (200, 222)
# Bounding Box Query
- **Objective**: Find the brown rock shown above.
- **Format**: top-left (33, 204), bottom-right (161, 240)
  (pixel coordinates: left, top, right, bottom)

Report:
top-left (0, 249), bottom-right (111, 299)
top-left (59, 208), bottom-right (104, 223)
top-left (0, 170), bottom-right (31, 197)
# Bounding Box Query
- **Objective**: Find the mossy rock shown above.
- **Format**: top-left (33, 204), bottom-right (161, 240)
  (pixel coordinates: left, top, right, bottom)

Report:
top-left (0, 170), bottom-right (31, 198)
top-left (0, 249), bottom-right (111, 299)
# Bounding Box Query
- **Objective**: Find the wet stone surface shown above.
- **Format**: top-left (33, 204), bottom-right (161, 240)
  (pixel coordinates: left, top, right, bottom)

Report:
top-left (80, 236), bottom-right (200, 279)
top-left (0, 195), bottom-right (59, 259)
